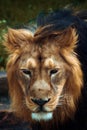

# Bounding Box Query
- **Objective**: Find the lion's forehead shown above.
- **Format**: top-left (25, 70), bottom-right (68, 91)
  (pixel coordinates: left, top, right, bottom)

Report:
top-left (18, 43), bottom-right (63, 69)
top-left (19, 55), bottom-right (62, 69)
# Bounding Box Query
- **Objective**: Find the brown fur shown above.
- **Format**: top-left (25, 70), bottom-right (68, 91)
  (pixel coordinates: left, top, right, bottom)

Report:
top-left (4, 27), bottom-right (83, 124)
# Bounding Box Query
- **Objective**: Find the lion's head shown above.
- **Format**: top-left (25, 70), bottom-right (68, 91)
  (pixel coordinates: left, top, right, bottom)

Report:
top-left (4, 25), bottom-right (83, 123)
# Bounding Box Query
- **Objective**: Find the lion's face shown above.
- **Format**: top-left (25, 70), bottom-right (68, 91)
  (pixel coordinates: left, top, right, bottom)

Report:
top-left (5, 27), bottom-right (83, 122)
top-left (17, 43), bottom-right (67, 121)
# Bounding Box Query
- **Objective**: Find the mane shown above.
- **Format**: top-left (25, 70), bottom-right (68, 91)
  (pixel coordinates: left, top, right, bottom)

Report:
top-left (4, 10), bottom-right (87, 129)
top-left (35, 10), bottom-right (87, 78)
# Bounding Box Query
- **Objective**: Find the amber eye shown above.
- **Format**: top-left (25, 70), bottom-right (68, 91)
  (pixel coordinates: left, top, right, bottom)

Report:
top-left (21, 69), bottom-right (32, 77)
top-left (50, 69), bottom-right (58, 76)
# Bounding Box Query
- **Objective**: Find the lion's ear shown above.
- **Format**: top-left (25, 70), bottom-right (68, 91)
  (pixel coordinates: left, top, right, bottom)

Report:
top-left (54, 27), bottom-right (78, 51)
top-left (4, 28), bottom-right (33, 53)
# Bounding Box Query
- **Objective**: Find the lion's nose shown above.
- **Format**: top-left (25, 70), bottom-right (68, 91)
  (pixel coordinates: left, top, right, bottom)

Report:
top-left (31, 98), bottom-right (50, 106)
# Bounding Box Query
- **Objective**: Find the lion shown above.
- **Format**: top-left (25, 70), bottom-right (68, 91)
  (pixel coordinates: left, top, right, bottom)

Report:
top-left (4, 10), bottom-right (87, 129)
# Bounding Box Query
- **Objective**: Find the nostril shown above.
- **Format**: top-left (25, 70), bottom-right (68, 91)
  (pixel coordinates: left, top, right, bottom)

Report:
top-left (31, 98), bottom-right (50, 106)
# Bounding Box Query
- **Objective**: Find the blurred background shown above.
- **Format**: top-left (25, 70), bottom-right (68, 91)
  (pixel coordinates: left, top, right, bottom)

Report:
top-left (0, 0), bottom-right (87, 70)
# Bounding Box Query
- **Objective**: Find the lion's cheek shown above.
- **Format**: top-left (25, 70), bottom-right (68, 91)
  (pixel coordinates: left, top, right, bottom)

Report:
top-left (25, 97), bottom-right (38, 112)
top-left (44, 96), bottom-right (59, 111)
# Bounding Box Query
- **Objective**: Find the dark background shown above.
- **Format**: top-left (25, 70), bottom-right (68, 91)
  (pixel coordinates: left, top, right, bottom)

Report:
top-left (0, 0), bottom-right (87, 25)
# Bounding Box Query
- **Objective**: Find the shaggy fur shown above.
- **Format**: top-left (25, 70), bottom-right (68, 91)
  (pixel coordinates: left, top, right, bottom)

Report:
top-left (4, 10), bottom-right (87, 130)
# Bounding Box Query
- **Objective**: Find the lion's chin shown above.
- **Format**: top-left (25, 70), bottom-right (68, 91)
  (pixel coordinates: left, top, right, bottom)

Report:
top-left (31, 112), bottom-right (53, 121)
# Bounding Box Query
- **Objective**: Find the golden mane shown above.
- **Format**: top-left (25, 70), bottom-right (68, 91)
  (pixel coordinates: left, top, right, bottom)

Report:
top-left (4, 25), bottom-right (83, 125)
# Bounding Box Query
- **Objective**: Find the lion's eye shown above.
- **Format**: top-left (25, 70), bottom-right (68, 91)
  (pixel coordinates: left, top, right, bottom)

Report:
top-left (21, 69), bottom-right (32, 77)
top-left (50, 69), bottom-right (58, 76)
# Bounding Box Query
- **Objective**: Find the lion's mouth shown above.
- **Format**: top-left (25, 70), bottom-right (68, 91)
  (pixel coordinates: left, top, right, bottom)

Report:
top-left (36, 105), bottom-right (48, 112)
top-left (26, 97), bottom-right (58, 121)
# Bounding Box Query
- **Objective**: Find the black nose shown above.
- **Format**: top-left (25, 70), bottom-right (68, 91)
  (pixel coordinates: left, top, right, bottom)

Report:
top-left (31, 98), bottom-right (50, 106)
